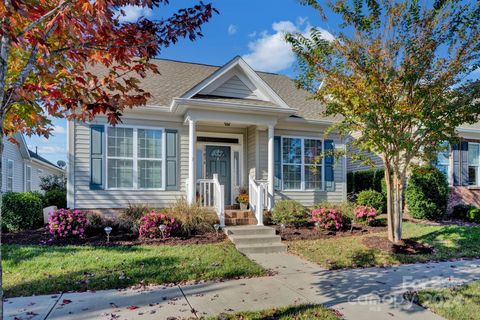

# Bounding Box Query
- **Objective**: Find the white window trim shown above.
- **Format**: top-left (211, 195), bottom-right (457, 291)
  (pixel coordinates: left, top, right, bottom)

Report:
top-left (25, 164), bottom-right (32, 191)
top-left (468, 142), bottom-right (480, 187)
top-left (435, 143), bottom-right (452, 186)
top-left (280, 136), bottom-right (325, 191)
top-left (6, 159), bottom-right (14, 192)
top-left (105, 125), bottom-right (166, 191)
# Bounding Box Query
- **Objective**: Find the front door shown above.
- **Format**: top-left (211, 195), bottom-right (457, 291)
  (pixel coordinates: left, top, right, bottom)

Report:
top-left (205, 145), bottom-right (231, 204)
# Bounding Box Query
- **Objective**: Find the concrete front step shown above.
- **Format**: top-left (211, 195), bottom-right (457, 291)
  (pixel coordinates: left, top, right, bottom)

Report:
top-left (225, 225), bottom-right (276, 236)
top-left (229, 234), bottom-right (282, 246)
top-left (236, 243), bottom-right (287, 254)
top-left (225, 225), bottom-right (287, 254)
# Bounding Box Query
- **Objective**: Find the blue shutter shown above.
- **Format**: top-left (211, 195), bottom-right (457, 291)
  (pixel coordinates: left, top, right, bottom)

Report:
top-left (165, 129), bottom-right (178, 190)
top-left (90, 125), bottom-right (104, 190)
top-left (453, 143), bottom-right (461, 186)
top-left (324, 140), bottom-right (335, 191)
top-left (461, 141), bottom-right (469, 186)
top-left (274, 136), bottom-right (281, 190)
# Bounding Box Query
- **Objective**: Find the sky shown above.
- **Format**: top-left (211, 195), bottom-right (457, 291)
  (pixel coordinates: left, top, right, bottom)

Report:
top-left (25, 0), bottom-right (479, 164)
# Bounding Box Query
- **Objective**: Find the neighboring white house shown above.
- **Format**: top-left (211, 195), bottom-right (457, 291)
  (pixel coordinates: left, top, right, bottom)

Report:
top-left (1, 133), bottom-right (64, 193)
top-left (67, 56), bottom-right (348, 224)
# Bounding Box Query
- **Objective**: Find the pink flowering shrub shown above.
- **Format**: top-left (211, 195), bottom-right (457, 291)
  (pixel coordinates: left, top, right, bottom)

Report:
top-left (311, 208), bottom-right (343, 231)
top-left (138, 211), bottom-right (178, 239)
top-left (48, 209), bottom-right (87, 238)
top-left (354, 206), bottom-right (377, 225)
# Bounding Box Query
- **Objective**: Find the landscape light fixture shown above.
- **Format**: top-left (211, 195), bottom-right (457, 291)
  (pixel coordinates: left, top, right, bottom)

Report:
top-left (213, 223), bottom-right (220, 236)
top-left (104, 226), bottom-right (112, 242)
top-left (159, 224), bottom-right (167, 239)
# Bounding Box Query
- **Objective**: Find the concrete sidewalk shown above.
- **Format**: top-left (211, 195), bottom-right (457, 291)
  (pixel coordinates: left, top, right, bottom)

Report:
top-left (6, 254), bottom-right (480, 320)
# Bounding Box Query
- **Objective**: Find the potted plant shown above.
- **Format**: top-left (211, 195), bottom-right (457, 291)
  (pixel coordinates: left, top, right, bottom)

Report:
top-left (237, 193), bottom-right (249, 210)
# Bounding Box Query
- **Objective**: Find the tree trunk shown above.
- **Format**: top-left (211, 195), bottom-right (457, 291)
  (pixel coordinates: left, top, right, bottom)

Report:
top-left (384, 162), bottom-right (395, 242)
top-left (0, 130), bottom-right (4, 320)
top-left (392, 169), bottom-right (403, 243)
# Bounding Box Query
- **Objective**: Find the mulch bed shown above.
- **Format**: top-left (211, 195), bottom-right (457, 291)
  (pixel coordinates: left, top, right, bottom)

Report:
top-left (275, 223), bottom-right (387, 241)
top-left (2, 227), bottom-right (227, 246)
top-left (362, 235), bottom-right (434, 255)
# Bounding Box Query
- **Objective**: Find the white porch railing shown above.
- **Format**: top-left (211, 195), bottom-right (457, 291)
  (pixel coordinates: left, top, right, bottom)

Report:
top-left (249, 176), bottom-right (267, 226)
top-left (196, 174), bottom-right (225, 227)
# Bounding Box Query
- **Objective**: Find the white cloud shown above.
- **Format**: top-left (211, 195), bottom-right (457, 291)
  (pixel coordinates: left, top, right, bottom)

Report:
top-left (52, 125), bottom-right (66, 134)
top-left (228, 24), bottom-right (237, 35)
top-left (118, 5), bottom-right (152, 23)
top-left (242, 19), bottom-right (334, 73)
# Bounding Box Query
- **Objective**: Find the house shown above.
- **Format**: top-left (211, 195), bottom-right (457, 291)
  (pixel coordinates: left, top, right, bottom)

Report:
top-left (2, 133), bottom-right (65, 193)
top-left (347, 123), bottom-right (480, 209)
top-left (66, 56), bottom-right (348, 225)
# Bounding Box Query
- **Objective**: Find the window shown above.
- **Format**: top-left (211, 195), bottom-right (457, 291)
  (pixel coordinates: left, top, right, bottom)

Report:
top-left (25, 165), bottom-right (31, 191)
top-left (468, 142), bottom-right (479, 186)
top-left (6, 159), bottom-right (13, 192)
top-left (281, 137), bottom-right (323, 190)
top-left (107, 127), bottom-right (164, 189)
top-left (435, 142), bottom-right (450, 181)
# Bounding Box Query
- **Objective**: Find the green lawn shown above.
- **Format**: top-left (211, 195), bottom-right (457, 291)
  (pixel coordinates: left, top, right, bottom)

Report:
top-left (288, 222), bottom-right (480, 269)
top-left (205, 304), bottom-right (340, 320)
top-left (416, 280), bottom-right (480, 320)
top-left (3, 242), bottom-right (265, 297)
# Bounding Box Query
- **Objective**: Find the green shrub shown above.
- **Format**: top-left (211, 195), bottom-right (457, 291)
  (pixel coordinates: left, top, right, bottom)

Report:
top-left (44, 189), bottom-right (67, 209)
top-left (467, 208), bottom-right (480, 223)
top-left (117, 202), bottom-right (151, 233)
top-left (405, 166), bottom-right (449, 220)
top-left (39, 174), bottom-right (66, 192)
top-left (2, 192), bottom-right (44, 231)
top-left (356, 189), bottom-right (386, 213)
top-left (167, 198), bottom-right (218, 236)
top-left (452, 204), bottom-right (476, 219)
top-left (271, 200), bottom-right (309, 226)
top-left (347, 169), bottom-right (385, 194)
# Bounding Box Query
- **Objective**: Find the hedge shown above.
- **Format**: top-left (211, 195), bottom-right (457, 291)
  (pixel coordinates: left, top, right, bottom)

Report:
top-left (347, 169), bottom-right (385, 194)
top-left (2, 192), bottom-right (44, 231)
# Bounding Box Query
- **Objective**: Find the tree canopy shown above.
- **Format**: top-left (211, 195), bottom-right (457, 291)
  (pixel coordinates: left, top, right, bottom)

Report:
top-left (0, 0), bottom-right (217, 137)
top-left (287, 0), bottom-right (480, 242)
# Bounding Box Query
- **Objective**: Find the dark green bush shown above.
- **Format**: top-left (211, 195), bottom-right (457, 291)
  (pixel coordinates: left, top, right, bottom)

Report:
top-left (347, 169), bottom-right (385, 194)
top-left (467, 208), bottom-right (480, 223)
top-left (86, 213), bottom-right (106, 236)
top-left (2, 192), bottom-right (44, 231)
top-left (405, 166), bottom-right (449, 220)
top-left (44, 189), bottom-right (67, 209)
top-left (452, 204), bottom-right (476, 219)
top-left (271, 200), bottom-right (309, 226)
top-left (356, 189), bottom-right (386, 213)
top-left (39, 174), bottom-right (66, 192)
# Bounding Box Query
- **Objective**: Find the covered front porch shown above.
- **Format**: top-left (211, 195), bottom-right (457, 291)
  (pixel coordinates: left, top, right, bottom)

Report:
top-left (183, 109), bottom-right (281, 227)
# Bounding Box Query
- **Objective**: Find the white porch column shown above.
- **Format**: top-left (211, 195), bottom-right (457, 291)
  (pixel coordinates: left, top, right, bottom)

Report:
top-left (187, 118), bottom-right (196, 204)
top-left (267, 124), bottom-right (274, 210)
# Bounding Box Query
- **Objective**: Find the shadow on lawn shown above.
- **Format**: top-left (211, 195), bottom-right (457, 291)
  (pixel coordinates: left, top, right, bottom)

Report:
top-left (3, 244), bottom-right (145, 266)
top-left (4, 254), bottom-right (183, 297)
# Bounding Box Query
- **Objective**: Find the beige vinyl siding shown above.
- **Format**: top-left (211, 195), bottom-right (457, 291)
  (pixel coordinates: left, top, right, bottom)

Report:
top-left (247, 126), bottom-right (256, 179)
top-left (73, 118), bottom-right (187, 209)
top-left (1, 139), bottom-right (24, 192)
top-left (210, 75), bottom-right (259, 100)
top-left (271, 128), bottom-right (347, 206)
top-left (256, 129), bottom-right (268, 180)
top-left (347, 148), bottom-right (384, 172)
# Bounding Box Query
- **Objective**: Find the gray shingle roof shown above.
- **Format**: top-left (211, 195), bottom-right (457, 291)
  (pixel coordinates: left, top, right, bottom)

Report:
top-left (92, 58), bottom-right (335, 121)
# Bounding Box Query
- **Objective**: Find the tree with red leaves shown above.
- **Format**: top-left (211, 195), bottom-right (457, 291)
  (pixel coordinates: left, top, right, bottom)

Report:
top-left (0, 0), bottom-right (217, 317)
